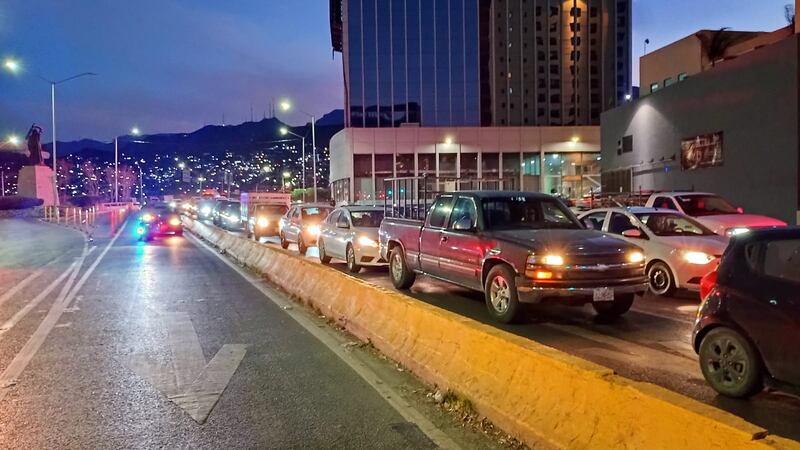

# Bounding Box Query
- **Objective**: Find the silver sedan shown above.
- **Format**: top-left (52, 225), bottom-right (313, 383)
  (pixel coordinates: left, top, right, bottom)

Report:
top-left (318, 206), bottom-right (387, 273)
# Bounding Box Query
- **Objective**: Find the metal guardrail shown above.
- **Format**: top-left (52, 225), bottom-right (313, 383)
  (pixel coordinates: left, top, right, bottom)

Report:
top-left (43, 203), bottom-right (137, 239)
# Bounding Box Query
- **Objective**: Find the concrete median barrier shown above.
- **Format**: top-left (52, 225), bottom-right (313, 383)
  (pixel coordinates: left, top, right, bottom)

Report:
top-left (183, 217), bottom-right (798, 450)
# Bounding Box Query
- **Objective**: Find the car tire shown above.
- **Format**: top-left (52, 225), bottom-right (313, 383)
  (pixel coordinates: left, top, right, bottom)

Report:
top-left (484, 265), bottom-right (522, 324)
top-left (389, 246), bottom-right (415, 290)
top-left (319, 239), bottom-right (332, 264)
top-left (592, 293), bottom-right (634, 318)
top-left (279, 232), bottom-right (289, 249)
top-left (346, 244), bottom-right (362, 273)
top-left (298, 237), bottom-right (308, 256)
top-left (648, 261), bottom-right (676, 297)
top-left (699, 327), bottom-right (763, 398)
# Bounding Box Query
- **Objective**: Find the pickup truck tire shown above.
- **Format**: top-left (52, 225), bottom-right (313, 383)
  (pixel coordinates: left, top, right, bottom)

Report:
top-left (346, 245), bottom-right (362, 273)
top-left (279, 232), bottom-right (289, 249)
top-left (592, 293), bottom-right (634, 318)
top-left (318, 239), bottom-right (332, 264)
top-left (485, 265), bottom-right (522, 324)
top-left (389, 247), bottom-right (416, 289)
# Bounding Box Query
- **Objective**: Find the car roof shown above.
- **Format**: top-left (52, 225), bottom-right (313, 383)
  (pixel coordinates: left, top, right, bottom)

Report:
top-left (736, 226), bottom-right (800, 241)
top-left (445, 191), bottom-right (554, 200)
top-left (654, 192), bottom-right (716, 197)
top-left (341, 205), bottom-right (383, 212)
top-left (582, 207), bottom-right (680, 215)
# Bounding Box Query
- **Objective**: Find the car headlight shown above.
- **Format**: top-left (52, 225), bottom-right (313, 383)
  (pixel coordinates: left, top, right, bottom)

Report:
top-left (307, 224), bottom-right (321, 236)
top-left (726, 227), bottom-right (750, 237)
top-left (357, 236), bottom-right (379, 248)
top-left (142, 213), bottom-right (155, 223)
top-left (540, 255), bottom-right (564, 266)
top-left (627, 251), bottom-right (645, 264)
top-left (684, 251), bottom-right (714, 265)
top-left (169, 217), bottom-right (181, 226)
top-left (169, 201), bottom-right (177, 208)
top-left (200, 206), bottom-right (212, 216)
top-left (257, 217), bottom-right (269, 227)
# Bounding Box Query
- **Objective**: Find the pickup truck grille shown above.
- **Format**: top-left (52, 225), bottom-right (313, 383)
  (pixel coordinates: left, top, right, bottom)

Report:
top-left (561, 266), bottom-right (644, 281)
top-left (566, 253), bottom-right (629, 266)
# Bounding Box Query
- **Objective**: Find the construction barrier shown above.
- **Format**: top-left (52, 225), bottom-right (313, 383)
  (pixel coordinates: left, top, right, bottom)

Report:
top-left (184, 217), bottom-right (799, 450)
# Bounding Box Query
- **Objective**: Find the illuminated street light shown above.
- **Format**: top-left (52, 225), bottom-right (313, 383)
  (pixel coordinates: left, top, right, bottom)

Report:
top-left (444, 137), bottom-right (453, 145)
top-left (279, 100), bottom-right (291, 112)
top-left (131, 127), bottom-right (141, 136)
top-left (6, 135), bottom-right (20, 146)
top-left (277, 98), bottom-right (318, 201)
top-left (3, 58), bottom-right (19, 73)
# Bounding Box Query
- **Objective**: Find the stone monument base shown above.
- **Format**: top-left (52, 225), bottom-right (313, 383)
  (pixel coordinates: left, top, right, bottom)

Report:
top-left (17, 165), bottom-right (56, 206)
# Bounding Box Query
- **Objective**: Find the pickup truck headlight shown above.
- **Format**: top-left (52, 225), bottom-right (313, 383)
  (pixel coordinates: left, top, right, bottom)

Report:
top-left (628, 251), bottom-right (644, 264)
top-left (684, 251), bottom-right (714, 265)
top-left (540, 255), bottom-right (564, 266)
top-left (257, 217), bottom-right (269, 227)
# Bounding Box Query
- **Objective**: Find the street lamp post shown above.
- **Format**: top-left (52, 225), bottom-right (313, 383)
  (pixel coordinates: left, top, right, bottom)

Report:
top-left (114, 127), bottom-right (141, 203)
top-left (3, 59), bottom-right (97, 205)
top-left (279, 127), bottom-right (306, 202)
top-left (280, 100), bottom-right (317, 202)
top-left (281, 171), bottom-right (291, 193)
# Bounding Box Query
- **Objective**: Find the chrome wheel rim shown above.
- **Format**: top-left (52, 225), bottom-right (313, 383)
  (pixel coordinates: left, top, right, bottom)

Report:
top-left (391, 252), bottom-right (403, 281)
top-left (489, 276), bottom-right (511, 314)
top-left (347, 247), bottom-right (355, 267)
top-left (319, 240), bottom-right (326, 258)
top-left (649, 265), bottom-right (670, 295)
top-left (704, 335), bottom-right (750, 390)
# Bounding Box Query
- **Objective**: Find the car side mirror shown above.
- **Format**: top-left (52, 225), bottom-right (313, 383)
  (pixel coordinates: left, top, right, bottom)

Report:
top-left (736, 207), bottom-right (744, 214)
top-left (582, 219), bottom-right (595, 230)
top-left (622, 228), bottom-right (644, 238)
top-left (453, 216), bottom-right (475, 231)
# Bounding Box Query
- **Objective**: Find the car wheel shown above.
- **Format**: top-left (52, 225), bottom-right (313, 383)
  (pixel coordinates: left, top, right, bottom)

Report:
top-left (319, 238), bottom-right (332, 264)
top-left (389, 246), bottom-right (415, 289)
top-left (298, 237), bottom-right (308, 255)
top-left (253, 232), bottom-right (261, 242)
top-left (699, 327), bottom-right (763, 398)
top-left (484, 265), bottom-right (522, 324)
top-left (648, 261), bottom-right (676, 296)
top-left (346, 244), bottom-right (362, 273)
top-left (592, 293), bottom-right (634, 318)
top-left (279, 232), bottom-right (289, 249)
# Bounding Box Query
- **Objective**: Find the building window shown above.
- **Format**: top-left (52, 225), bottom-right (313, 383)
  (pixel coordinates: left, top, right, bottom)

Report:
top-left (650, 82), bottom-right (659, 93)
top-left (396, 154), bottom-right (414, 177)
top-left (678, 72), bottom-right (688, 81)
top-left (353, 154), bottom-right (373, 201)
top-left (481, 153), bottom-right (499, 179)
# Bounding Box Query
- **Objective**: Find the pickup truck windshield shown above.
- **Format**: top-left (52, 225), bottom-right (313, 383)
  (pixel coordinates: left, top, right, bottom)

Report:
top-left (676, 195), bottom-right (738, 216)
top-left (482, 197), bottom-right (581, 230)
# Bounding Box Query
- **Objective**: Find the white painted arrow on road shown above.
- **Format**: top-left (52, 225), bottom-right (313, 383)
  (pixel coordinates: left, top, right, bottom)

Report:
top-left (128, 312), bottom-right (246, 424)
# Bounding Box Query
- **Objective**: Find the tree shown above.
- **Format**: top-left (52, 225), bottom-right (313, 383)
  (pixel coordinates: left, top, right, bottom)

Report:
top-left (786, 3), bottom-right (796, 26)
top-left (56, 159), bottom-right (73, 201)
top-left (699, 27), bottom-right (734, 68)
top-left (82, 161), bottom-right (101, 197)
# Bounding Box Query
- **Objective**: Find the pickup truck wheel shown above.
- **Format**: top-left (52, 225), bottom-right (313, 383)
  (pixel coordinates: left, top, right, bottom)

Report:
top-left (318, 239), bottom-right (332, 264)
top-left (485, 265), bottom-right (522, 324)
top-left (346, 245), bottom-right (362, 273)
top-left (592, 293), bottom-right (634, 318)
top-left (279, 232), bottom-right (289, 249)
top-left (389, 247), bottom-right (415, 289)
top-left (698, 327), bottom-right (763, 398)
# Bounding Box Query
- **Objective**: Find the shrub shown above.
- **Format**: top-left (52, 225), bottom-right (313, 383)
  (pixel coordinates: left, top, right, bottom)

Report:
top-left (0, 196), bottom-right (44, 210)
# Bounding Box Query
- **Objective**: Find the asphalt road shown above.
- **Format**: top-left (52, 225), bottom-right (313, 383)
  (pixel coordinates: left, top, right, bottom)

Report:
top-left (0, 217), bottom-right (510, 449)
top-left (222, 226), bottom-right (800, 442)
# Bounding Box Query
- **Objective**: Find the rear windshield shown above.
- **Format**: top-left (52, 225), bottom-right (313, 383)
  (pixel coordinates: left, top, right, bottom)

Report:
top-left (634, 213), bottom-right (715, 236)
top-left (350, 210), bottom-right (384, 228)
top-left (482, 196), bottom-right (581, 230)
top-left (301, 207), bottom-right (332, 219)
top-left (676, 195), bottom-right (738, 216)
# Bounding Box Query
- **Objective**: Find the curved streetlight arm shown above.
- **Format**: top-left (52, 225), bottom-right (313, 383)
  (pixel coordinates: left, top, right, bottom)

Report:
top-left (54, 72), bottom-right (98, 85)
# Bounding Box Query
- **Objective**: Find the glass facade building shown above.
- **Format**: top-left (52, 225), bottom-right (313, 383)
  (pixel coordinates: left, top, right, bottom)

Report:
top-left (342, 0), bottom-right (483, 128)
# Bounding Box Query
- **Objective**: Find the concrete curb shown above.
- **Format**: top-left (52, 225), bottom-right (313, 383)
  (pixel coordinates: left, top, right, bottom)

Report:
top-left (184, 218), bottom-right (799, 450)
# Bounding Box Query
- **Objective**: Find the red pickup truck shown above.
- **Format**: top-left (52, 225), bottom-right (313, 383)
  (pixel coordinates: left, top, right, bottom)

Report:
top-left (379, 190), bottom-right (648, 323)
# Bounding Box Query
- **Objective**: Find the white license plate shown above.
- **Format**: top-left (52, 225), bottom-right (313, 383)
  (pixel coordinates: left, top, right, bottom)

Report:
top-left (593, 287), bottom-right (615, 302)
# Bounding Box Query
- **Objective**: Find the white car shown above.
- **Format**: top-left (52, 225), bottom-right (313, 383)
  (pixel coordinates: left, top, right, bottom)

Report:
top-left (579, 207), bottom-right (729, 296)
top-left (278, 204), bottom-right (334, 255)
top-left (644, 192), bottom-right (786, 237)
top-left (318, 206), bottom-right (387, 273)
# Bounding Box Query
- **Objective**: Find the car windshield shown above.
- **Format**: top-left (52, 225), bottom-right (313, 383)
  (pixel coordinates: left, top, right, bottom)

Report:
top-left (350, 210), bottom-right (384, 227)
top-left (634, 213), bottom-right (715, 236)
top-left (482, 196), bottom-right (581, 230)
top-left (256, 205), bottom-right (288, 215)
top-left (301, 207), bottom-right (332, 220)
top-left (676, 195), bottom-right (738, 216)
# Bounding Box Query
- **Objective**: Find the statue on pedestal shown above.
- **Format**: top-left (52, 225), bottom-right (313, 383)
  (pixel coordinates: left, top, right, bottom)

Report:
top-left (25, 124), bottom-right (45, 165)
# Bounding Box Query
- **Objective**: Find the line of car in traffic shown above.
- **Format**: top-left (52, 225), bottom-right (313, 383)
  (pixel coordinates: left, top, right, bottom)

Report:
top-left (178, 187), bottom-right (797, 400)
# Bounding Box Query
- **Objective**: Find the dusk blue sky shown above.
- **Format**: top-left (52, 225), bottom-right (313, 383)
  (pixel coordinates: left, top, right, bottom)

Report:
top-left (0, 0), bottom-right (793, 142)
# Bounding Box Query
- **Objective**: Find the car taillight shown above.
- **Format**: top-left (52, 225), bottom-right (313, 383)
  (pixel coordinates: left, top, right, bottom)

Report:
top-left (699, 270), bottom-right (717, 301)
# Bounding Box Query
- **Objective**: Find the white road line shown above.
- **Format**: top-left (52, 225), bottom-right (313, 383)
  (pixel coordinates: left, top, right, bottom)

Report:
top-left (161, 312), bottom-right (209, 393)
top-left (186, 233), bottom-right (462, 450)
top-left (0, 267), bottom-right (49, 310)
top-left (0, 222), bottom-right (126, 403)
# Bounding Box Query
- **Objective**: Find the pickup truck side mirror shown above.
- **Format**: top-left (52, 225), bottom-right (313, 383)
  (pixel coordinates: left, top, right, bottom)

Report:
top-left (622, 228), bottom-right (644, 239)
top-left (736, 207), bottom-right (744, 214)
top-left (453, 216), bottom-right (476, 231)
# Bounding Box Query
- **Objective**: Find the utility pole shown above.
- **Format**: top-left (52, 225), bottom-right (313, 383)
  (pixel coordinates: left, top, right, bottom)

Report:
top-left (1, 171), bottom-right (5, 196)
top-left (114, 137), bottom-right (119, 202)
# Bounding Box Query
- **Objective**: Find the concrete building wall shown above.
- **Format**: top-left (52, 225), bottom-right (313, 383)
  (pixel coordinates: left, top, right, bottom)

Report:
top-left (640, 34), bottom-right (703, 95)
top-left (601, 35), bottom-right (799, 224)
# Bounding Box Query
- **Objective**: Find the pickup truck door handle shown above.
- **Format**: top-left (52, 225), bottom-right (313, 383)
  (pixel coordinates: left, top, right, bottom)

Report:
top-left (440, 235), bottom-right (448, 243)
